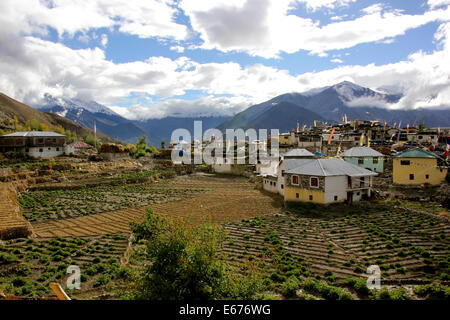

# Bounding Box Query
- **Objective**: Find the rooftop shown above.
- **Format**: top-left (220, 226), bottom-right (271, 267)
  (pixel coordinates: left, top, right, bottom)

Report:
top-left (282, 148), bottom-right (315, 158)
top-left (286, 158), bottom-right (378, 177)
top-left (341, 147), bottom-right (383, 157)
top-left (1, 131), bottom-right (65, 137)
top-left (393, 148), bottom-right (443, 160)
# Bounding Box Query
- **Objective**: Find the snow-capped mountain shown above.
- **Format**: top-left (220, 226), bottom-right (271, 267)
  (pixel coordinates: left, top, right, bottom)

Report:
top-left (37, 94), bottom-right (147, 143)
top-left (217, 81), bottom-right (450, 130)
top-left (40, 94), bottom-right (119, 117)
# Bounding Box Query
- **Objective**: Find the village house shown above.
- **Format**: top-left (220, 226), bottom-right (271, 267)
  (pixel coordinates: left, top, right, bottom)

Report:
top-left (64, 140), bottom-right (94, 156)
top-left (284, 158), bottom-right (377, 204)
top-left (0, 131), bottom-right (66, 158)
top-left (269, 149), bottom-right (316, 195)
top-left (393, 148), bottom-right (448, 185)
top-left (340, 146), bottom-right (384, 173)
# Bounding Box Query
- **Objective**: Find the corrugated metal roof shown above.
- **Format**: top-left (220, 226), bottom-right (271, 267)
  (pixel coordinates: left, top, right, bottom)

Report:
top-left (282, 148), bottom-right (315, 157)
top-left (341, 147), bottom-right (383, 157)
top-left (282, 159), bottom-right (312, 170)
top-left (393, 148), bottom-right (442, 159)
top-left (1, 131), bottom-right (65, 137)
top-left (286, 158), bottom-right (378, 177)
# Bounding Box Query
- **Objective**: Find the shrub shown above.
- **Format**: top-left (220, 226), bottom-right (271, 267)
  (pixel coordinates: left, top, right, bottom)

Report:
top-left (303, 279), bottom-right (353, 300)
top-left (414, 282), bottom-right (450, 300)
top-left (130, 210), bottom-right (262, 300)
top-left (282, 276), bottom-right (300, 298)
top-left (0, 253), bottom-right (17, 265)
top-left (375, 287), bottom-right (411, 300)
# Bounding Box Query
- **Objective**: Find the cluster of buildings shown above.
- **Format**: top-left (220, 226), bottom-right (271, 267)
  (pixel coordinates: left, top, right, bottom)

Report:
top-left (259, 145), bottom-right (448, 205)
top-left (0, 131), bottom-right (93, 158)
top-left (276, 119), bottom-right (449, 156)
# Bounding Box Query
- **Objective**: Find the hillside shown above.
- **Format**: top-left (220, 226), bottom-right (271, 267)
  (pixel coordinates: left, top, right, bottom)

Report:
top-left (0, 93), bottom-right (119, 143)
top-left (38, 95), bottom-right (147, 143)
top-left (218, 98), bottom-right (323, 131)
top-left (218, 81), bottom-right (450, 130)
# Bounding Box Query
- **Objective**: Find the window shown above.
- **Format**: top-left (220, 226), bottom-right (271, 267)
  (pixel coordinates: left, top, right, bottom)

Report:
top-left (400, 160), bottom-right (410, 166)
top-left (296, 193), bottom-right (299, 198)
top-left (358, 157), bottom-right (364, 165)
top-left (373, 157), bottom-right (378, 164)
top-left (39, 148), bottom-right (43, 152)
top-left (357, 192), bottom-right (360, 196)
top-left (281, 170), bottom-right (285, 176)
top-left (418, 135), bottom-right (423, 139)
top-left (38, 138), bottom-right (44, 143)
top-left (48, 147), bottom-right (51, 151)
top-left (310, 177), bottom-right (319, 188)
top-left (309, 195), bottom-right (313, 201)
top-left (334, 196), bottom-right (338, 201)
top-left (425, 174), bottom-right (429, 179)
top-left (281, 184), bottom-right (284, 189)
top-left (409, 174), bottom-right (414, 180)
top-left (56, 147), bottom-right (59, 151)
top-left (292, 175), bottom-right (299, 185)
top-left (25, 148), bottom-right (29, 152)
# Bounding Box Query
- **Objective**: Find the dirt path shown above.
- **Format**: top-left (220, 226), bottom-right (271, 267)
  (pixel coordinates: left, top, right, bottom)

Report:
top-left (32, 174), bottom-right (283, 238)
top-left (0, 183), bottom-right (33, 239)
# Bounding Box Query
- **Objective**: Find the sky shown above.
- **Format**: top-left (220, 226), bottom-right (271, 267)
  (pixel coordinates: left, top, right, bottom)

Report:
top-left (1, 0), bottom-right (450, 119)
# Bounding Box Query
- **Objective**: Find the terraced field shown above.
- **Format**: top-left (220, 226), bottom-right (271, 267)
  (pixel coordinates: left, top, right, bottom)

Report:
top-left (221, 203), bottom-right (450, 287)
top-left (31, 174), bottom-right (283, 238)
top-left (0, 183), bottom-right (33, 240)
top-left (0, 234), bottom-right (129, 298)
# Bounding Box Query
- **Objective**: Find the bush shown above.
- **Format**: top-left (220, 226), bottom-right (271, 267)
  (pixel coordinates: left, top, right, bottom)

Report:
top-left (0, 252), bottom-right (17, 265)
top-left (375, 287), bottom-right (411, 300)
top-left (414, 282), bottom-right (450, 300)
top-left (282, 276), bottom-right (300, 298)
top-left (346, 277), bottom-right (370, 296)
top-left (303, 279), bottom-right (353, 300)
top-left (130, 210), bottom-right (262, 300)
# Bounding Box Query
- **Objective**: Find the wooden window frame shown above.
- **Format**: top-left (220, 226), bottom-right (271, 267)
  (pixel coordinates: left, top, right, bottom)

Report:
top-left (310, 177), bottom-right (319, 188)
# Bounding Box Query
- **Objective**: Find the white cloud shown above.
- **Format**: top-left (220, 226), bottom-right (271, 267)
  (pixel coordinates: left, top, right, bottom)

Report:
top-left (0, 0), bottom-right (187, 40)
top-left (1, 1), bottom-right (450, 119)
top-left (428, 0), bottom-right (450, 9)
top-left (100, 34), bottom-right (108, 47)
top-left (297, 0), bottom-right (356, 11)
top-left (110, 95), bottom-right (251, 120)
top-left (170, 45), bottom-right (185, 53)
top-left (180, 0), bottom-right (450, 57)
top-left (330, 58), bottom-right (343, 63)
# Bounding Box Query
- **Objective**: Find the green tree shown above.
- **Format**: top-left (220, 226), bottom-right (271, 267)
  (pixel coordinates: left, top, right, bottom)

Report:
top-left (161, 139), bottom-right (166, 149)
top-left (129, 210), bottom-right (262, 300)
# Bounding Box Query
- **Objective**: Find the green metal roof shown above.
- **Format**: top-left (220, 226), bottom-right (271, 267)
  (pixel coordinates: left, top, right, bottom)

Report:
top-left (393, 148), bottom-right (443, 160)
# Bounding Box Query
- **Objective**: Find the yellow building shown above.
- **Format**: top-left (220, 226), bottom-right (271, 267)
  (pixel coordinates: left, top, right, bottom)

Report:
top-left (279, 133), bottom-right (294, 146)
top-left (393, 148), bottom-right (448, 185)
top-left (284, 158), bottom-right (377, 204)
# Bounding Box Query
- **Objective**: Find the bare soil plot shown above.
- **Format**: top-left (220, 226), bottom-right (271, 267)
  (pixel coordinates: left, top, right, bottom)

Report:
top-left (31, 174), bottom-right (283, 238)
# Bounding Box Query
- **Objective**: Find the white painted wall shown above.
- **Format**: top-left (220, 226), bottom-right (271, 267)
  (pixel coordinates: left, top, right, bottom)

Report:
top-left (263, 177), bottom-right (278, 193)
top-left (277, 161), bottom-right (288, 196)
top-left (324, 176), bottom-right (348, 203)
top-left (256, 160), bottom-right (278, 176)
top-left (28, 146), bottom-right (63, 159)
top-left (212, 163), bottom-right (232, 173)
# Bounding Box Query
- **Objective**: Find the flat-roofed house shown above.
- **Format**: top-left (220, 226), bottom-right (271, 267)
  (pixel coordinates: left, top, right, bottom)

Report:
top-left (393, 148), bottom-right (448, 185)
top-left (341, 147), bottom-right (384, 173)
top-left (0, 131), bottom-right (66, 158)
top-left (284, 158), bottom-right (377, 204)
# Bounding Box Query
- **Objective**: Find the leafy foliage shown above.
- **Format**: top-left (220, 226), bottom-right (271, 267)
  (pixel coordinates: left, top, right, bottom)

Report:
top-left (130, 210), bottom-right (262, 300)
